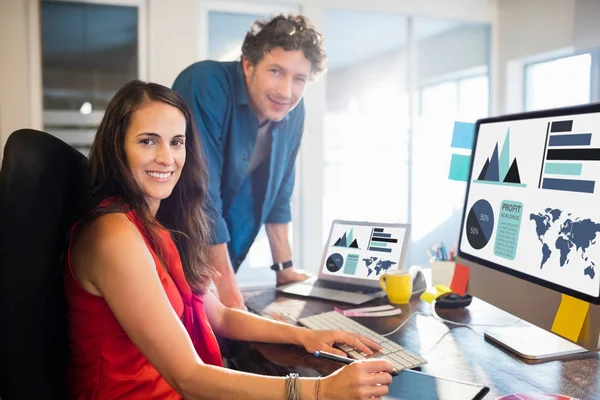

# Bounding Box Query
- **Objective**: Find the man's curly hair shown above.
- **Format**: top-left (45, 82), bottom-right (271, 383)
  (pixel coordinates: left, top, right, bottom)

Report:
top-left (241, 14), bottom-right (327, 79)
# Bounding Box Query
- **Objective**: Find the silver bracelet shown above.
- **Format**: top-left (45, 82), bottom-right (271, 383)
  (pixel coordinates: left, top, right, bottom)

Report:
top-left (315, 376), bottom-right (321, 400)
top-left (285, 373), bottom-right (301, 400)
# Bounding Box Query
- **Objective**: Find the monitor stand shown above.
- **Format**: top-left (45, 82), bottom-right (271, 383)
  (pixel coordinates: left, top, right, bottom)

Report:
top-left (484, 324), bottom-right (588, 360)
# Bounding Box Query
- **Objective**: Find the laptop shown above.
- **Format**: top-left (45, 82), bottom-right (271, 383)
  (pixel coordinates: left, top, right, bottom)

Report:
top-left (277, 220), bottom-right (410, 304)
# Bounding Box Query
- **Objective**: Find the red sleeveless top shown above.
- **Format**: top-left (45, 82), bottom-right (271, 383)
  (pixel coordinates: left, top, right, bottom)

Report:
top-left (64, 201), bottom-right (222, 399)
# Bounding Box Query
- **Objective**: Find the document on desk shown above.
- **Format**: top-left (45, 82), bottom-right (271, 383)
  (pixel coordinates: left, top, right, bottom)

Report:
top-left (334, 305), bottom-right (402, 317)
top-left (384, 369), bottom-right (489, 400)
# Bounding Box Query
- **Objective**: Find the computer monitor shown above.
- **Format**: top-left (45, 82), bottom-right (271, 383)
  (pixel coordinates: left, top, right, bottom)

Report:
top-left (456, 103), bottom-right (600, 359)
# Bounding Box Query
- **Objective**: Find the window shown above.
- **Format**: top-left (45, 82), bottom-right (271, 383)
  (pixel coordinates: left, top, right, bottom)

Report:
top-left (323, 14), bottom-right (490, 270)
top-left (41, 0), bottom-right (146, 154)
top-left (525, 53), bottom-right (592, 111)
top-left (419, 74), bottom-right (489, 120)
top-left (322, 11), bottom-right (410, 240)
top-left (412, 73), bottom-right (489, 266)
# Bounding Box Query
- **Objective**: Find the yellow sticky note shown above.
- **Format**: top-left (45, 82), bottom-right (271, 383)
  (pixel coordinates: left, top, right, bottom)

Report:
top-left (420, 289), bottom-right (442, 304)
top-left (434, 284), bottom-right (453, 295)
top-left (551, 294), bottom-right (590, 342)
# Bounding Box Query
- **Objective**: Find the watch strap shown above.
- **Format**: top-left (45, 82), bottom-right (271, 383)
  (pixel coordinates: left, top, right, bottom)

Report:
top-left (270, 260), bottom-right (293, 271)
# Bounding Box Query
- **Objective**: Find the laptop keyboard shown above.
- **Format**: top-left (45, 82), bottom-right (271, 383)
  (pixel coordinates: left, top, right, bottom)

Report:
top-left (298, 311), bottom-right (427, 374)
top-left (312, 280), bottom-right (382, 295)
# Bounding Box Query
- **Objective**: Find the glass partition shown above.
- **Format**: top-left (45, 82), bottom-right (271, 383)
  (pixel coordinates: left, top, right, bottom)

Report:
top-left (412, 18), bottom-right (490, 267)
top-left (323, 12), bottom-right (491, 268)
top-left (323, 9), bottom-right (410, 239)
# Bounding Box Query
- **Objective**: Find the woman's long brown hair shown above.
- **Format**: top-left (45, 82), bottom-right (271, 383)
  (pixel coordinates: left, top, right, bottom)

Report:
top-left (79, 80), bottom-right (214, 293)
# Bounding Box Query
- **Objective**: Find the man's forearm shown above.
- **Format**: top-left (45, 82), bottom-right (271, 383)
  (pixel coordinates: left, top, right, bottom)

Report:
top-left (265, 223), bottom-right (292, 263)
top-left (209, 243), bottom-right (236, 283)
top-left (208, 243), bottom-right (245, 308)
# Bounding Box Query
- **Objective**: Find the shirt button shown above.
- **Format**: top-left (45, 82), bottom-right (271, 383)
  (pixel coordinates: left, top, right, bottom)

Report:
top-left (243, 156), bottom-right (248, 162)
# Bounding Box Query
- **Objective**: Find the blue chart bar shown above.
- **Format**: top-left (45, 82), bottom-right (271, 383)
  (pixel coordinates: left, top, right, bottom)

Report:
top-left (368, 246), bottom-right (392, 253)
top-left (372, 233), bottom-right (391, 238)
top-left (542, 178), bottom-right (595, 194)
top-left (548, 134), bottom-right (592, 146)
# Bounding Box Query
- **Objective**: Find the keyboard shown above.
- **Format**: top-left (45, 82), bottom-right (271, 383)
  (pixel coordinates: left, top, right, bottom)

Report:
top-left (298, 311), bottom-right (427, 373)
top-left (312, 280), bottom-right (382, 295)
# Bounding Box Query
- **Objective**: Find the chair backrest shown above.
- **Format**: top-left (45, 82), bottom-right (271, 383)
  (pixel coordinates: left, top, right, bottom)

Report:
top-left (0, 129), bottom-right (90, 400)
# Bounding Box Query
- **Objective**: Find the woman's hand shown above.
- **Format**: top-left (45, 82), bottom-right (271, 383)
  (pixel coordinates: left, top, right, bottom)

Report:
top-left (320, 359), bottom-right (394, 400)
top-left (299, 329), bottom-right (381, 356)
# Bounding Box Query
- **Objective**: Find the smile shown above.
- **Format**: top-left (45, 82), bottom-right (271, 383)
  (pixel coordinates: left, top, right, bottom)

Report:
top-left (146, 171), bottom-right (174, 179)
top-left (268, 96), bottom-right (290, 107)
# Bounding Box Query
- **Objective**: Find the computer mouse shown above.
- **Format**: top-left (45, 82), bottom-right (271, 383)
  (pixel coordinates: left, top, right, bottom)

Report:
top-left (409, 266), bottom-right (427, 295)
top-left (435, 292), bottom-right (473, 308)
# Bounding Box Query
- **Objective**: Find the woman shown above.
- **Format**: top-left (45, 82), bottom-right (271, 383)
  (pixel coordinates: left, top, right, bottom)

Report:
top-left (65, 80), bottom-right (393, 400)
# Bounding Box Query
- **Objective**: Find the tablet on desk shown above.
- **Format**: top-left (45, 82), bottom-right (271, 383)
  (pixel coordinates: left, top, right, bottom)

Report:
top-left (384, 369), bottom-right (490, 400)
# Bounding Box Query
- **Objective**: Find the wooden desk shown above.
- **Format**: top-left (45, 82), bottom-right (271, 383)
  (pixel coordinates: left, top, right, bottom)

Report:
top-left (233, 288), bottom-right (600, 400)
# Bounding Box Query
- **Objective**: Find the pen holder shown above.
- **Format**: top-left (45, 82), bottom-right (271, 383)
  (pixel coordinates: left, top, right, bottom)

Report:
top-left (430, 261), bottom-right (456, 287)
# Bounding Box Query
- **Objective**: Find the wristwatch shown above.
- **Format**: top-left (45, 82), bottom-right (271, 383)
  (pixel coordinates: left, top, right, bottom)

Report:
top-left (270, 260), bottom-right (293, 271)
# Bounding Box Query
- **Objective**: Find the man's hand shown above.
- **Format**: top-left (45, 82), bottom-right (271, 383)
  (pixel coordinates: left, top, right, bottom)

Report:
top-left (276, 267), bottom-right (311, 286)
top-left (209, 243), bottom-right (247, 310)
top-left (216, 278), bottom-right (247, 310)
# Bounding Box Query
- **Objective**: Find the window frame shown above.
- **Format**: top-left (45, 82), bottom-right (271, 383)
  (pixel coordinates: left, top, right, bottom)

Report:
top-left (418, 69), bottom-right (490, 119)
top-left (41, 0), bottom-right (148, 146)
top-left (523, 50), bottom-right (598, 112)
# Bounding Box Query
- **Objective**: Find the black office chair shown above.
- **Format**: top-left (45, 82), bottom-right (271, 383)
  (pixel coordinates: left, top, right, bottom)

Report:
top-left (0, 129), bottom-right (90, 400)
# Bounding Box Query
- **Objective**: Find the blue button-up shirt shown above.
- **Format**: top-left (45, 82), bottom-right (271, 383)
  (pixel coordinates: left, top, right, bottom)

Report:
top-left (172, 61), bottom-right (304, 268)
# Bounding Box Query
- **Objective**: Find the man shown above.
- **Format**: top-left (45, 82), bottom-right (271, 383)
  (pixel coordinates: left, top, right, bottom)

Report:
top-left (173, 15), bottom-right (326, 309)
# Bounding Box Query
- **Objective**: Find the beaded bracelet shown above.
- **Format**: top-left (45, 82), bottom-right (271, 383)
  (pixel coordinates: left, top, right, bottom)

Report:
top-left (285, 373), bottom-right (301, 400)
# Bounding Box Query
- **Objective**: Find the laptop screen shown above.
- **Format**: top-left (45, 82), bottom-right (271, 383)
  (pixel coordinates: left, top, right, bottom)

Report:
top-left (320, 221), bottom-right (409, 282)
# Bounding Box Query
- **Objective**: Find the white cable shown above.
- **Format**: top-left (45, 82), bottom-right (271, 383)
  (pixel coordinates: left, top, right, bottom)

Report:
top-left (380, 311), bottom-right (430, 337)
top-left (379, 301), bottom-right (521, 337)
top-left (430, 300), bottom-right (522, 328)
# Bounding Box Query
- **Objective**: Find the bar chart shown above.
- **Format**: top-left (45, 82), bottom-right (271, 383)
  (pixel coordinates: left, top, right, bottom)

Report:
top-left (539, 119), bottom-right (597, 194)
top-left (368, 228), bottom-right (398, 253)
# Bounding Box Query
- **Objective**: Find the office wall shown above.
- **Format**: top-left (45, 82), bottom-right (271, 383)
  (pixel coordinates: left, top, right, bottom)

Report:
top-left (0, 0), bottom-right (42, 163)
top-left (573, 0), bottom-right (600, 52)
top-left (417, 24), bottom-right (489, 83)
top-left (495, 0), bottom-right (600, 115)
top-left (147, 0), bottom-right (199, 87)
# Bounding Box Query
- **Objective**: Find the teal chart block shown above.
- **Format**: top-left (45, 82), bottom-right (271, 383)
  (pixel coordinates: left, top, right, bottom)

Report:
top-left (494, 200), bottom-right (523, 260)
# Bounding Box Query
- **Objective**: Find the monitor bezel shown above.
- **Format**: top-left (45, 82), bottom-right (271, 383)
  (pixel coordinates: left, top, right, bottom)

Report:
top-left (457, 102), bottom-right (600, 305)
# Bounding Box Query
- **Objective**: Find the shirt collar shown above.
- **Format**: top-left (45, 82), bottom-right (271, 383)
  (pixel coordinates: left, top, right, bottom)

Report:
top-left (234, 62), bottom-right (249, 106)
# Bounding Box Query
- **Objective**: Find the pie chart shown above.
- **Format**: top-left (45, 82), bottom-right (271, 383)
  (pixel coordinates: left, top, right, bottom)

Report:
top-left (326, 253), bottom-right (344, 272)
top-left (466, 199), bottom-right (495, 250)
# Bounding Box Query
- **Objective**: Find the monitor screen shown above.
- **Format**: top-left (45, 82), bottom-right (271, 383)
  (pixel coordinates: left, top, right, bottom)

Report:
top-left (321, 221), bottom-right (408, 281)
top-left (459, 107), bottom-right (600, 303)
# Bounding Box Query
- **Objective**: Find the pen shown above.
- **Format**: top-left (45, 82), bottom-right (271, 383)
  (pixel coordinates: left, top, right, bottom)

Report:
top-left (313, 351), bottom-right (399, 376)
top-left (440, 242), bottom-right (448, 260)
top-left (313, 351), bottom-right (355, 365)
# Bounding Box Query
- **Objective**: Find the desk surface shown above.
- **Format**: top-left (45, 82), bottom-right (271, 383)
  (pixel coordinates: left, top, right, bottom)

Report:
top-left (237, 288), bottom-right (600, 400)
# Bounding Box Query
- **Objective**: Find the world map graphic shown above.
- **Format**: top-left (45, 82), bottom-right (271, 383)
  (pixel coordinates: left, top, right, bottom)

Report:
top-left (362, 257), bottom-right (397, 277)
top-left (529, 208), bottom-right (600, 280)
